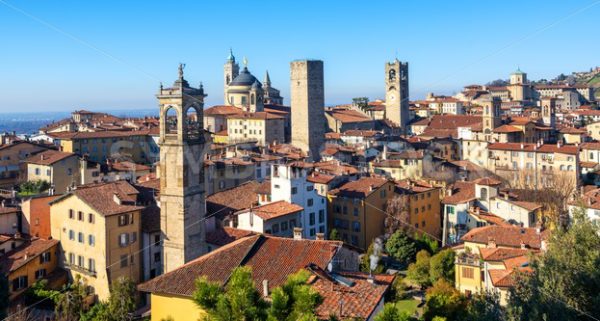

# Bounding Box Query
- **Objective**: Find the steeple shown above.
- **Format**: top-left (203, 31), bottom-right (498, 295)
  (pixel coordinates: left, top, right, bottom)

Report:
top-left (264, 70), bottom-right (271, 87)
top-left (227, 48), bottom-right (235, 62)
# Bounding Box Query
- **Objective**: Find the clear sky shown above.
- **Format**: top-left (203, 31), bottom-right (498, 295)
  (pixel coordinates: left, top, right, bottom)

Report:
top-left (1, 0), bottom-right (599, 112)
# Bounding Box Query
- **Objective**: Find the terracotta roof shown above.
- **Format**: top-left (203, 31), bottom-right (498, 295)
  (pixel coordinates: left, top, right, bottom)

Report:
top-left (326, 109), bottom-right (372, 123)
top-left (203, 105), bottom-right (244, 116)
top-left (461, 225), bottom-right (547, 249)
top-left (560, 127), bottom-right (587, 134)
top-left (306, 172), bottom-right (335, 184)
top-left (341, 130), bottom-right (380, 137)
top-left (488, 143), bottom-right (579, 155)
top-left (571, 187), bottom-right (600, 210)
top-left (420, 115), bottom-right (482, 138)
top-left (493, 125), bottom-right (522, 133)
top-left (372, 160), bottom-right (403, 168)
top-left (227, 112), bottom-right (283, 120)
top-left (395, 179), bottom-right (436, 194)
top-left (24, 150), bottom-right (76, 166)
top-left (479, 247), bottom-right (530, 262)
top-left (240, 200), bottom-right (303, 221)
top-left (0, 206), bottom-right (19, 215)
top-left (473, 177), bottom-right (502, 186)
top-left (206, 227), bottom-right (256, 247)
top-left (309, 266), bottom-right (394, 320)
top-left (329, 177), bottom-right (388, 198)
top-left (207, 181), bottom-right (261, 213)
top-left (47, 129), bottom-right (153, 140)
top-left (581, 142), bottom-right (600, 150)
top-left (443, 181), bottom-right (476, 205)
top-left (507, 200), bottom-right (542, 211)
top-left (51, 181), bottom-right (143, 216)
top-left (138, 234), bottom-right (343, 297)
top-left (0, 238), bottom-right (59, 274)
top-left (580, 161), bottom-right (599, 169)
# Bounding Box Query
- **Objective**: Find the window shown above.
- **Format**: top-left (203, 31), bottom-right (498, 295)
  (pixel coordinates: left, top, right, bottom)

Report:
top-left (306, 185), bottom-right (313, 192)
top-left (480, 188), bottom-right (488, 199)
top-left (78, 255), bottom-right (84, 267)
top-left (154, 235), bottom-right (161, 246)
top-left (88, 235), bottom-right (95, 246)
top-left (40, 252), bottom-right (51, 263)
top-left (462, 267), bottom-right (474, 279)
top-left (351, 235), bottom-right (359, 246)
top-left (118, 214), bottom-right (128, 226)
top-left (120, 255), bottom-right (128, 268)
top-left (13, 276), bottom-right (28, 291)
top-left (272, 224), bottom-right (280, 234)
top-left (318, 210), bottom-right (325, 223)
top-left (352, 221), bottom-right (361, 232)
top-left (68, 253), bottom-right (75, 265)
top-left (446, 206), bottom-right (455, 214)
top-left (131, 232), bottom-right (137, 244)
top-left (78, 211), bottom-right (83, 221)
top-left (88, 213), bottom-right (94, 224)
top-left (307, 199), bottom-right (314, 207)
top-left (154, 252), bottom-right (161, 263)
top-left (309, 212), bottom-right (315, 225)
top-left (291, 187), bottom-right (298, 194)
top-left (281, 221), bottom-right (288, 231)
top-left (78, 232), bottom-right (84, 243)
top-left (35, 269), bottom-right (46, 279)
top-left (88, 258), bottom-right (96, 272)
top-left (46, 169), bottom-right (51, 176)
top-left (69, 209), bottom-right (74, 219)
top-left (68, 230), bottom-right (75, 240)
top-left (119, 233), bottom-right (129, 247)
top-left (35, 168), bottom-right (40, 175)
top-left (67, 168), bottom-right (72, 176)
top-left (309, 228), bottom-right (316, 236)
top-left (290, 219), bottom-right (297, 227)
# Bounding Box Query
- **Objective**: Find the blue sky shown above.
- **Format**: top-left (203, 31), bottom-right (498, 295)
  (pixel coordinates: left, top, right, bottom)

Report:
top-left (1, 0), bottom-right (599, 112)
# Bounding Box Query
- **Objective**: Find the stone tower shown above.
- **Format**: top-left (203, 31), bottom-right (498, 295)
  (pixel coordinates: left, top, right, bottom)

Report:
top-left (482, 97), bottom-right (502, 135)
top-left (385, 59), bottom-right (410, 132)
top-left (541, 97), bottom-right (556, 128)
top-left (158, 64), bottom-right (208, 273)
top-left (290, 60), bottom-right (325, 161)
top-left (224, 48), bottom-right (240, 104)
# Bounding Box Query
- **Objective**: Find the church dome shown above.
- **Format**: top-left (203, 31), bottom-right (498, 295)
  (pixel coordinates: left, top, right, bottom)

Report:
top-left (230, 67), bottom-right (262, 87)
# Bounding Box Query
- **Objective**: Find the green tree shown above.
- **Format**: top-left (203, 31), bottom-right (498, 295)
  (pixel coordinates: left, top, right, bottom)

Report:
top-left (415, 234), bottom-right (439, 254)
top-left (507, 207), bottom-right (600, 321)
top-left (107, 277), bottom-right (136, 321)
top-left (193, 266), bottom-right (267, 321)
top-left (373, 303), bottom-right (414, 321)
top-left (464, 291), bottom-right (503, 321)
top-left (55, 276), bottom-right (88, 321)
top-left (268, 270), bottom-right (321, 321)
top-left (19, 180), bottom-right (50, 196)
top-left (329, 228), bottom-right (341, 241)
top-left (406, 250), bottom-right (431, 288)
top-left (423, 279), bottom-right (466, 321)
top-left (429, 249), bottom-right (455, 285)
top-left (385, 230), bottom-right (416, 265)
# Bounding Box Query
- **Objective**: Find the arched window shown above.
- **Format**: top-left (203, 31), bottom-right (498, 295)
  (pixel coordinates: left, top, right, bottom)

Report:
top-left (251, 94), bottom-right (255, 105)
top-left (165, 107), bottom-right (178, 135)
top-left (389, 69), bottom-right (396, 82)
top-left (480, 187), bottom-right (488, 199)
top-left (185, 106), bottom-right (201, 139)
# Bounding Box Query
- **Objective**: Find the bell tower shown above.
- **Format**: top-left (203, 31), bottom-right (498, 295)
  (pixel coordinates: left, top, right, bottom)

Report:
top-left (224, 48), bottom-right (239, 104)
top-left (385, 58), bottom-right (410, 132)
top-left (158, 64), bottom-right (208, 273)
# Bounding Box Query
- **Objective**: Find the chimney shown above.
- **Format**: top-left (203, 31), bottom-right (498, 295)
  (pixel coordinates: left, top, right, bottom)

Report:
top-left (293, 227), bottom-right (303, 240)
top-left (262, 279), bottom-right (269, 298)
top-left (315, 232), bottom-right (325, 241)
top-left (487, 237), bottom-right (497, 248)
top-left (113, 193), bottom-right (122, 205)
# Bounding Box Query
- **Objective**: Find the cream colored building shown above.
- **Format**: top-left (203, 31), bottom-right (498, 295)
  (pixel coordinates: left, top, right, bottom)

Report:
top-left (24, 149), bottom-right (79, 194)
top-left (227, 112), bottom-right (284, 146)
top-left (50, 181), bottom-right (143, 300)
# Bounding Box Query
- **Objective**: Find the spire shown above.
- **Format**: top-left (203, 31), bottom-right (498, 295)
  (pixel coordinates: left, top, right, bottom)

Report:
top-left (243, 56), bottom-right (248, 68)
top-left (227, 48), bottom-right (235, 62)
top-left (264, 70), bottom-right (271, 86)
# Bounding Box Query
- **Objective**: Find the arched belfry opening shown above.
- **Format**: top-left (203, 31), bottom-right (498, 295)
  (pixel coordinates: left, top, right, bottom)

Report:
top-left (165, 107), bottom-right (179, 135)
top-left (185, 105), bottom-right (202, 140)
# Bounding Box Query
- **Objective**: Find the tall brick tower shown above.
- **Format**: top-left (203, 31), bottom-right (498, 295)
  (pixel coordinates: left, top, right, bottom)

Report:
top-left (158, 64), bottom-right (207, 273)
top-left (385, 59), bottom-right (410, 132)
top-left (290, 60), bottom-right (325, 161)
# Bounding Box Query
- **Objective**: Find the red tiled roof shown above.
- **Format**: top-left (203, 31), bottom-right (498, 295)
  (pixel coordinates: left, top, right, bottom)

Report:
top-left (24, 150), bottom-right (76, 166)
top-left (307, 172), bottom-right (335, 184)
top-left (488, 143), bottom-right (579, 155)
top-left (461, 225), bottom-right (547, 249)
top-left (203, 105), bottom-right (244, 116)
top-left (0, 238), bottom-right (59, 274)
top-left (51, 181), bottom-right (143, 216)
top-left (205, 227), bottom-right (256, 247)
top-left (138, 234), bottom-right (343, 297)
top-left (329, 177), bottom-right (388, 198)
top-left (0, 206), bottom-right (19, 215)
top-left (493, 125), bottom-right (522, 133)
top-left (111, 161), bottom-right (151, 172)
top-left (326, 109), bottom-right (372, 123)
top-left (443, 181), bottom-right (476, 205)
top-left (240, 200), bottom-right (303, 220)
top-left (207, 181), bottom-right (261, 213)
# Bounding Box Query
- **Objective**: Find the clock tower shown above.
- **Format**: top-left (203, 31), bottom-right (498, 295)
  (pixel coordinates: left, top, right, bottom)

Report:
top-left (158, 64), bottom-right (209, 273)
top-left (385, 59), bottom-right (410, 133)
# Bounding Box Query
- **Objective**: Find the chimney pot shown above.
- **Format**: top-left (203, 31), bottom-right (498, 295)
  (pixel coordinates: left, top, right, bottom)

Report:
top-left (315, 232), bottom-right (325, 241)
top-left (262, 279), bottom-right (269, 297)
top-left (293, 227), bottom-right (303, 240)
